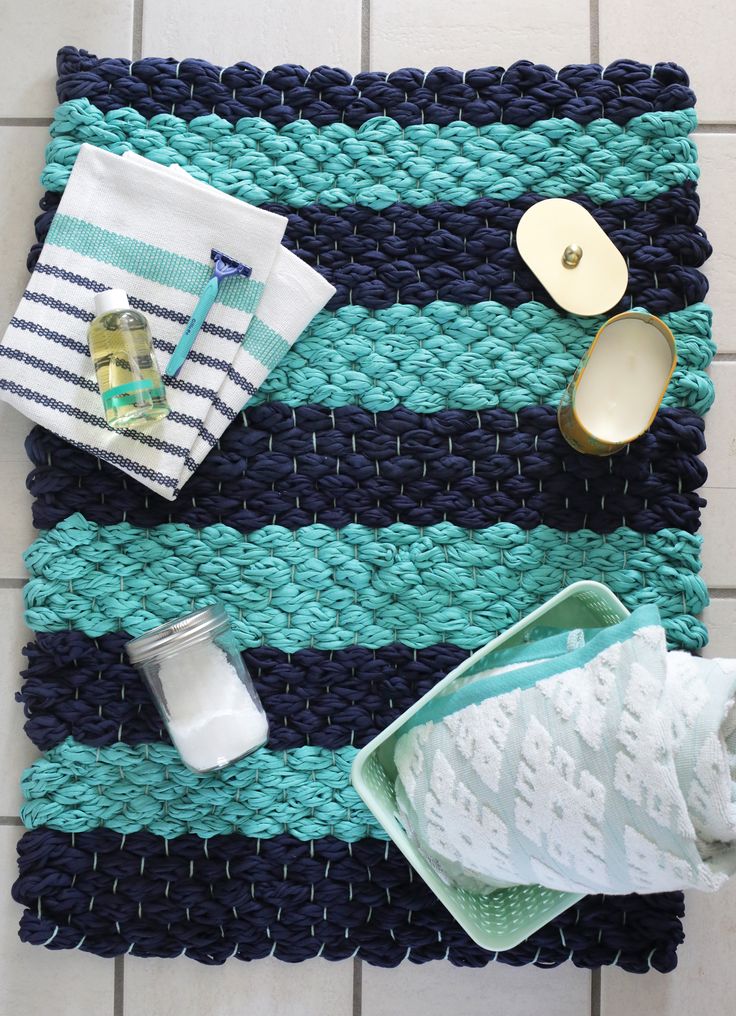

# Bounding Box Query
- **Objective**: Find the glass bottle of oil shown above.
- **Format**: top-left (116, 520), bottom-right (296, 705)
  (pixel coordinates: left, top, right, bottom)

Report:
top-left (88, 289), bottom-right (169, 429)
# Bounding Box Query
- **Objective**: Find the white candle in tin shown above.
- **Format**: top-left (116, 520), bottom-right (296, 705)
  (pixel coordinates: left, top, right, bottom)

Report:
top-left (573, 315), bottom-right (675, 443)
top-left (558, 312), bottom-right (677, 456)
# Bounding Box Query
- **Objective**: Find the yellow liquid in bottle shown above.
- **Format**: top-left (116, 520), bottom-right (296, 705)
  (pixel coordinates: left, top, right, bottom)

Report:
top-left (88, 308), bottom-right (169, 429)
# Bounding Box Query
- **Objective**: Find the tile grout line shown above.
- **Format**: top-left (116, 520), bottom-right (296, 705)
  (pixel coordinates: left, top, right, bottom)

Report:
top-left (591, 968), bottom-right (601, 1016)
top-left (114, 955), bottom-right (125, 1016)
top-left (353, 956), bottom-right (363, 1016)
top-left (360, 0), bottom-right (371, 74)
top-left (708, 587), bottom-right (736, 598)
top-left (0, 817), bottom-right (23, 826)
top-left (132, 0), bottom-right (144, 61)
top-left (589, 0), bottom-right (600, 64)
top-left (0, 118), bottom-right (52, 127)
top-left (0, 578), bottom-right (26, 588)
top-left (695, 123), bottom-right (736, 133)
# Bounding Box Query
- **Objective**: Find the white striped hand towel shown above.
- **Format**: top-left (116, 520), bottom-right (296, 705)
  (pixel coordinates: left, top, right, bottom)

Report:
top-left (0, 143), bottom-right (335, 499)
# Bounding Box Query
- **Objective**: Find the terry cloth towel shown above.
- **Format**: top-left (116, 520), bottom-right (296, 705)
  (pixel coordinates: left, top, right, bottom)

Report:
top-left (394, 605), bottom-right (736, 895)
top-left (0, 143), bottom-right (335, 499)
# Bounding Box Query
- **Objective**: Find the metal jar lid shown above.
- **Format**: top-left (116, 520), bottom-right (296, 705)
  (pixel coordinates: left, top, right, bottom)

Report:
top-left (126, 603), bottom-right (230, 665)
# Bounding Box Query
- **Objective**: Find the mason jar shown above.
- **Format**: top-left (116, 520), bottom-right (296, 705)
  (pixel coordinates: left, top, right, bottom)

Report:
top-left (126, 603), bottom-right (268, 772)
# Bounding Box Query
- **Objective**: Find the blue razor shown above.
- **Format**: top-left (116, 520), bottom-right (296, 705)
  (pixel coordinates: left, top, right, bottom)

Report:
top-left (166, 249), bottom-right (252, 377)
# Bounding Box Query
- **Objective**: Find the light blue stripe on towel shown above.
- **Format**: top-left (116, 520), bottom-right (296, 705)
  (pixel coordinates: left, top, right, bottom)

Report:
top-left (46, 214), bottom-right (264, 314)
top-left (241, 317), bottom-right (291, 370)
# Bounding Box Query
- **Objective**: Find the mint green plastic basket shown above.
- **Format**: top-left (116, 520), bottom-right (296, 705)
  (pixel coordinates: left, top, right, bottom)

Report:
top-left (351, 580), bottom-right (629, 952)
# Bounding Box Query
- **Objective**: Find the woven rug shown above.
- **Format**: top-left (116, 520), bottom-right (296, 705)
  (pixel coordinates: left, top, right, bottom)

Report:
top-left (11, 48), bottom-right (714, 971)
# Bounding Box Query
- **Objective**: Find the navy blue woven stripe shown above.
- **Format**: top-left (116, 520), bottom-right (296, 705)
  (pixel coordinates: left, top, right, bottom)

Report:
top-left (13, 827), bottom-right (684, 971)
top-left (32, 261), bottom-right (108, 293)
top-left (25, 404), bottom-right (707, 535)
top-left (134, 338), bottom-right (257, 393)
top-left (31, 263), bottom-right (245, 344)
top-left (18, 630), bottom-right (469, 751)
top-left (68, 441), bottom-right (184, 489)
top-left (9, 316), bottom-right (89, 356)
top-left (23, 280), bottom-right (266, 394)
top-left (0, 352), bottom-right (193, 462)
top-left (0, 378), bottom-right (187, 487)
top-left (133, 299), bottom-right (243, 343)
top-left (29, 188), bottom-right (711, 315)
top-left (166, 410), bottom-right (217, 447)
top-left (0, 344), bottom-right (98, 392)
top-left (164, 376), bottom-right (243, 416)
top-left (14, 284), bottom-right (254, 411)
top-left (23, 289), bottom-right (94, 322)
top-left (10, 313), bottom-right (217, 451)
top-left (56, 47), bottom-right (695, 129)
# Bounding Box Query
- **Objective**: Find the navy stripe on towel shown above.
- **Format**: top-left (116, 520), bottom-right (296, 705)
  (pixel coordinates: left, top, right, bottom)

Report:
top-left (31, 262), bottom-right (245, 344)
top-left (0, 344), bottom-right (98, 391)
top-left (22, 282), bottom-right (265, 395)
top-left (0, 379), bottom-right (188, 487)
top-left (9, 316), bottom-right (89, 356)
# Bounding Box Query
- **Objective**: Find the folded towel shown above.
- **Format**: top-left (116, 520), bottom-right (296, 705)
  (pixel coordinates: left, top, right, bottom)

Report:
top-left (156, 160), bottom-right (338, 471)
top-left (394, 605), bottom-right (736, 894)
top-left (0, 143), bottom-right (335, 499)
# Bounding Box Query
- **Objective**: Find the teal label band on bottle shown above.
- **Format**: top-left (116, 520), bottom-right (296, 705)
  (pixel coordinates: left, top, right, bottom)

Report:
top-left (102, 378), bottom-right (155, 409)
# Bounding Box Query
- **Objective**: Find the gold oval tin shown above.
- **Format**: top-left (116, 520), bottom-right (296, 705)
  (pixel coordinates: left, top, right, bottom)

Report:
top-left (516, 198), bottom-right (629, 315)
top-left (558, 312), bottom-right (677, 456)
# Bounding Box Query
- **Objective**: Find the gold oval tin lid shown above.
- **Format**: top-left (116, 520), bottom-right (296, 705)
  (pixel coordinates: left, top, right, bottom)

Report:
top-left (516, 198), bottom-right (628, 316)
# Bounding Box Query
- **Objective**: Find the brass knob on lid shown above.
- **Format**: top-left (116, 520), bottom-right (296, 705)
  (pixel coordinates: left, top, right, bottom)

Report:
top-left (562, 243), bottom-right (583, 269)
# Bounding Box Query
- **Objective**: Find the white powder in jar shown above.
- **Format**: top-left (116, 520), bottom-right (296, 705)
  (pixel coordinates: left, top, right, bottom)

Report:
top-left (156, 640), bottom-right (269, 772)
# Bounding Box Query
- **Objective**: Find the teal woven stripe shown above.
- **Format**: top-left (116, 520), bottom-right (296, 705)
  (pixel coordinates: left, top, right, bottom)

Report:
top-left (20, 738), bottom-right (382, 841)
top-left (42, 100), bottom-right (699, 209)
top-left (242, 317), bottom-right (291, 369)
top-left (23, 513), bottom-right (708, 651)
top-left (46, 213), bottom-right (264, 313)
top-left (252, 302), bottom-right (714, 414)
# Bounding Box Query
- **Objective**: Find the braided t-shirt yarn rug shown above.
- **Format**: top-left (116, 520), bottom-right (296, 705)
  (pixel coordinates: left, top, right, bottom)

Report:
top-left (10, 48), bottom-right (714, 972)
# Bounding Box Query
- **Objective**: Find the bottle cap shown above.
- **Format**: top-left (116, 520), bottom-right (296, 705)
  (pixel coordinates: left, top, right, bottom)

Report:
top-left (94, 289), bottom-right (130, 316)
top-left (126, 604), bottom-right (230, 664)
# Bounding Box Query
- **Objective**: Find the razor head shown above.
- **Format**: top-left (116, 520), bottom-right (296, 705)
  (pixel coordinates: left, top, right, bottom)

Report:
top-left (211, 248), bottom-right (252, 281)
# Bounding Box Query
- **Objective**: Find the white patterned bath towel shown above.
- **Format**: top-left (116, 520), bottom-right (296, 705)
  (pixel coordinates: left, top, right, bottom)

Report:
top-left (394, 606), bottom-right (736, 895)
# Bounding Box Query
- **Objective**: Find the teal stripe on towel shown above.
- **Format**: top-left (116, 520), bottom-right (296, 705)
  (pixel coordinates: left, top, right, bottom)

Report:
top-left (46, 213), bottom-right (264, 314)
top-left (242, 317), bottom-right (291, 369)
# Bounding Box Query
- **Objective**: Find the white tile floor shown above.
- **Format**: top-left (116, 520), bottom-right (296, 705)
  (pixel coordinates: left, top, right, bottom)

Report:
top-left (0, 1), bottom-right (734, 1013)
